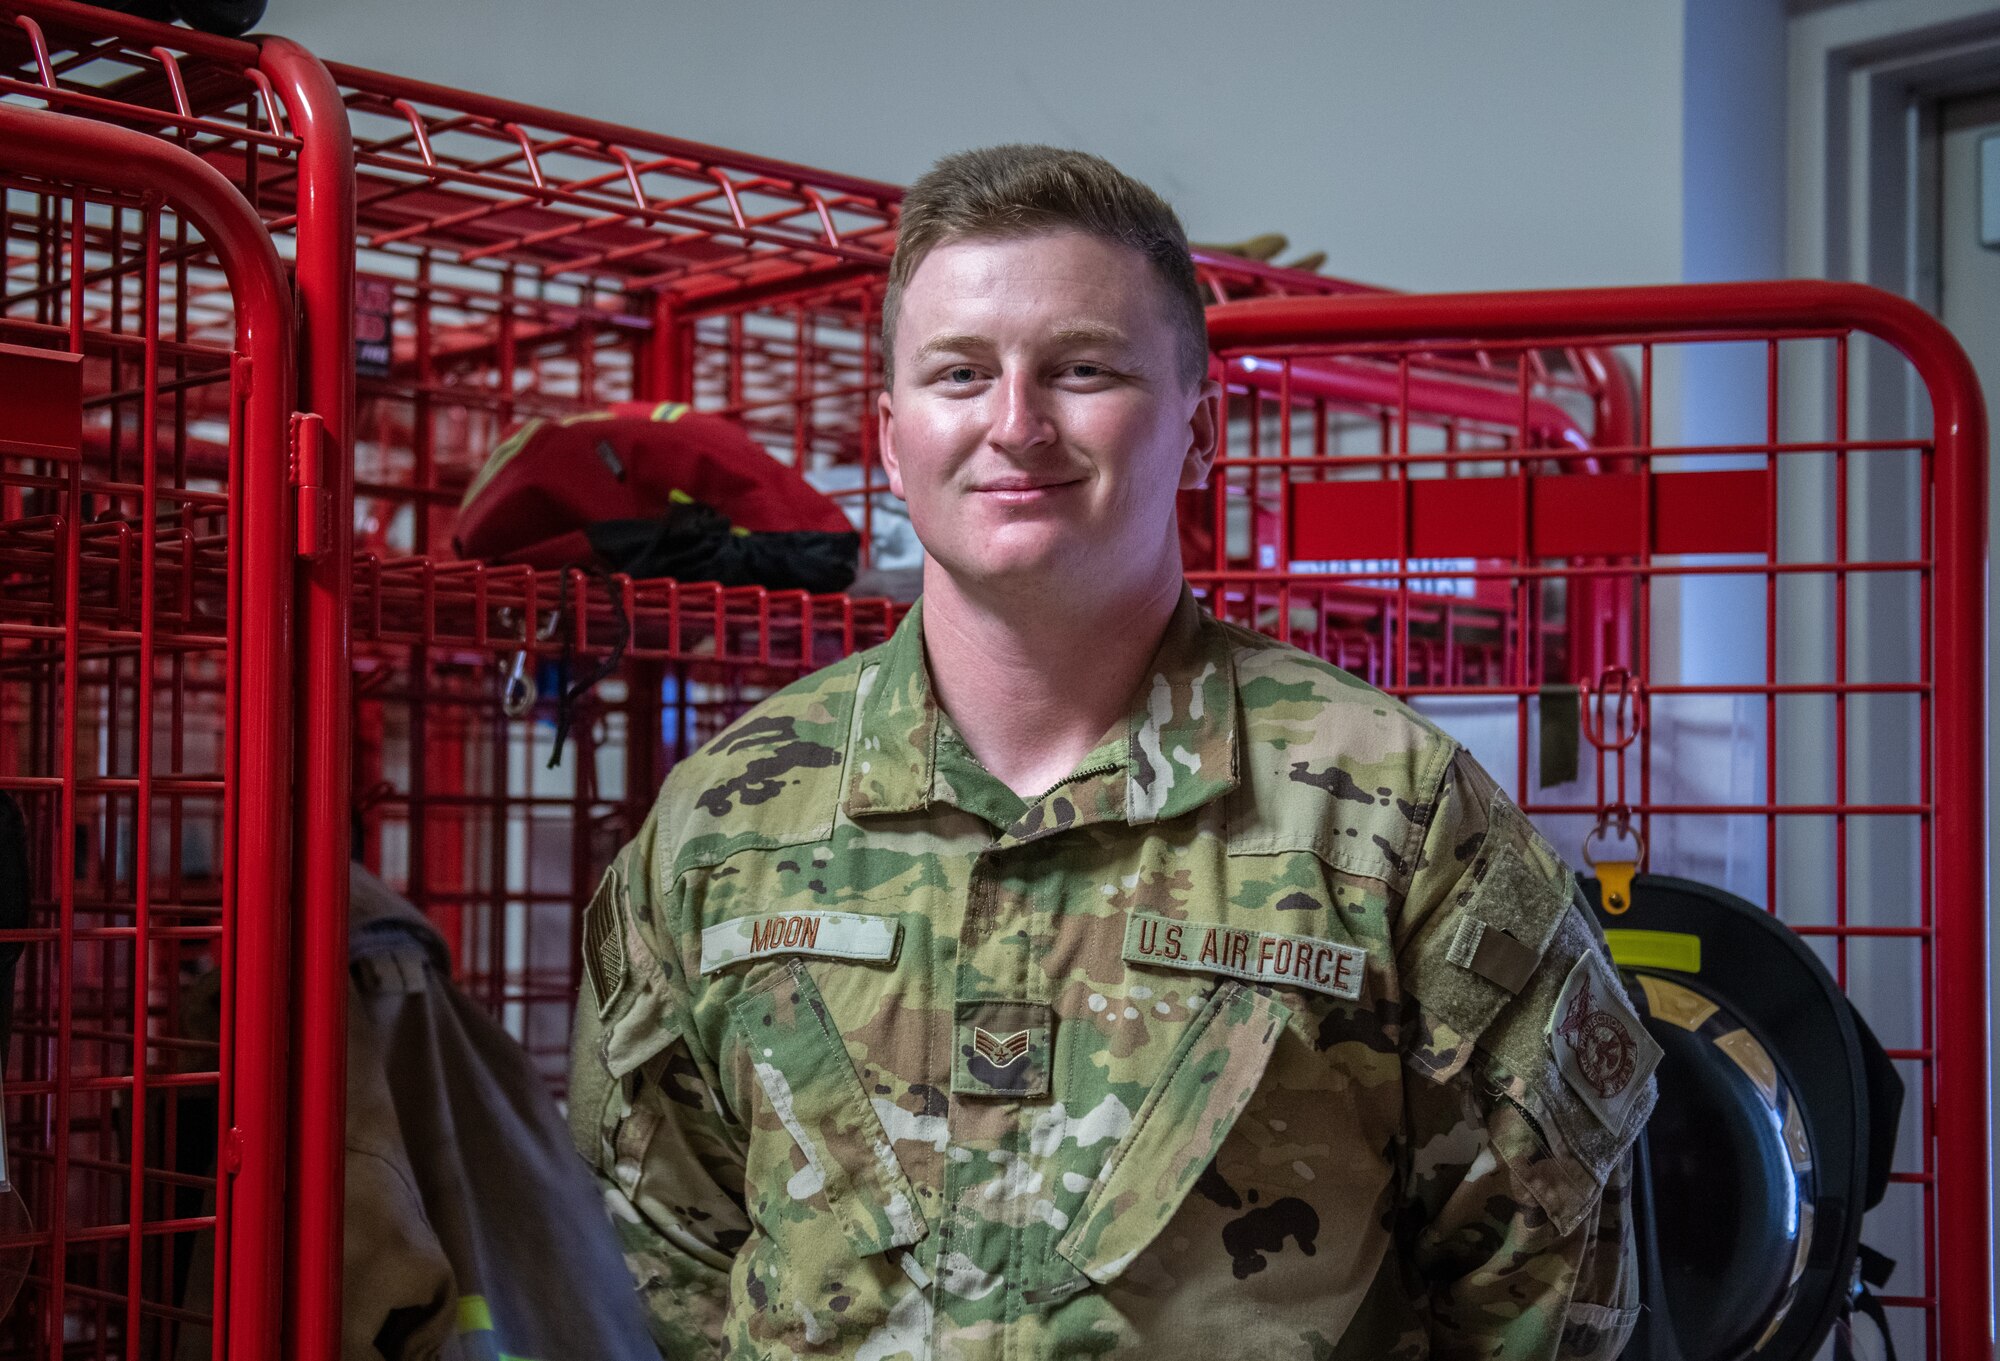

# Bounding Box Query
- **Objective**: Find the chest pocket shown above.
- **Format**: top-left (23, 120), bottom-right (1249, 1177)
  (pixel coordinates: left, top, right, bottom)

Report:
top-left (727, 958), bottom-right (928, 1258)
top-left (1046, 981), bottom-right (1292, 1295)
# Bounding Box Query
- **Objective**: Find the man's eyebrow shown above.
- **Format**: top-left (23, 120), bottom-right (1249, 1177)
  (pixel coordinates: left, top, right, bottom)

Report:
top-left (907, 325), bottom-right (1137, 367)
top-left (908, 334), bottom-right (992, 365)
top-left (1047, 324), bottom-right (1132, 350)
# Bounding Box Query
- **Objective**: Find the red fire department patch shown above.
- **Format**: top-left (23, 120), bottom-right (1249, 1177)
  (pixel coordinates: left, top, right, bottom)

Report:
top-left (1547, 950), bottom-right (1661, 1131)
top-left (1556, 972), bottom-right (1638, 1098)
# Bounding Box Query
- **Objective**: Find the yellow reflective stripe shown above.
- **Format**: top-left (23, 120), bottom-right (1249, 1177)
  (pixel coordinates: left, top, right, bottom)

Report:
top-left (459, 418), bottom-right (544, 509)
top-left (651, 401), bottom-right (690, 422)
top-left (455, 1295), bottom-right (549, 1361)
top-left (1604, 928), bottom-right (1702, 974)
top-left (456, 1294), bottom-right (494, 1333)
top-left (667, 487), bottom-right (693, 504)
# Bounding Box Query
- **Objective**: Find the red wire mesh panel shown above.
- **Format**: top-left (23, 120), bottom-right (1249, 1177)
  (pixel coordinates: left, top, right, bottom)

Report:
top-left (1185, 255), bottom-right (1639, 693)
top-left (315, 63), bottom-right (913, 1085)
top-left (1205, 284), bottom-right (1990, 1361)
top-left (0, 86), bottom-right (299, 1361)
top-left (20, 12), bottom-right (1982, 1360)
top-left (322, 61), bottom-right (901, 564)
top-left (350, 566), bottom-right (906, 1084)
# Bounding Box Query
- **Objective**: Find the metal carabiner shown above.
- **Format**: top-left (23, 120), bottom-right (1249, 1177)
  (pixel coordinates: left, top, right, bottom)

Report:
top-left (501, 606), bottom-right (563, 718)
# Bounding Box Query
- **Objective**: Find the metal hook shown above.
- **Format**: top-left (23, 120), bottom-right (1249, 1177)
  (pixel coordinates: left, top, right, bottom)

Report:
top-left (1579, 667), bottom-right (1645, 752)
top-left (1579, 810), bottom-right (1645, 868)
top-left (501, 652), bottom-right (537, 718)
top-left (500, 606), bottom-right (563, 718)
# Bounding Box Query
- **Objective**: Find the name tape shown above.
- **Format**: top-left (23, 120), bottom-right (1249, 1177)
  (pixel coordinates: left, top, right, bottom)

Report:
top-left (700, 910), bottom-right (899, 975)
top-left (1121, 911), bottom-right (1366, 1000)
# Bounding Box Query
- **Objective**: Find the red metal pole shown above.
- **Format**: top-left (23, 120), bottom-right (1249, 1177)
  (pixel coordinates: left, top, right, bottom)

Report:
top-left (259, 35), bottom-right (356, 1361)
top-left (1225, 353), bottom-right (1593, 450)
top-left (1576, 343), bottom-right (1638, 452)
top-left (1210, 280), bottom-right (1992, 1360)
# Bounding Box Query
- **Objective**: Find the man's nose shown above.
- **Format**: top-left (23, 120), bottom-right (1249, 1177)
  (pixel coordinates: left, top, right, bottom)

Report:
top-left (987, 369), bottom-right (1056, 455)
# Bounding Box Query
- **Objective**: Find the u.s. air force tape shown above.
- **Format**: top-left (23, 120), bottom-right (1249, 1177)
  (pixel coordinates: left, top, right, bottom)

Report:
top-left (699, 910), bottom-right (900, 975)
top-left (1121, 911), bottom-right (1366, 1000)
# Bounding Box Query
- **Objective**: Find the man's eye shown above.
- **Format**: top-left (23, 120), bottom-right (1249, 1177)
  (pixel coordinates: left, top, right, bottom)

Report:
top-left (944, 365), bottom-right (980, 383)
top-left (1066, 363), bottom-right (1108, 379)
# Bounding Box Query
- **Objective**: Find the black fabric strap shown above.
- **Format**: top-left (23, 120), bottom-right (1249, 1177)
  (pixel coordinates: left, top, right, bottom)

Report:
top-left (1833, 1289), bottom-right (1898, 1361)
top-left (585, 502), bottom-right (859, 594)
top-left (1833, 1246), bottom-right (1899, 1361)
top-left (547, 565), bottom-right (632, 770)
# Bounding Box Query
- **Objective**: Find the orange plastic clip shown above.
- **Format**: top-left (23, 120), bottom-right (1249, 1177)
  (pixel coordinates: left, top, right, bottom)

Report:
top-left (1596, 859), bottom-right (1639, 915)
top-left (1581, 814), bottom-right (1646, 916)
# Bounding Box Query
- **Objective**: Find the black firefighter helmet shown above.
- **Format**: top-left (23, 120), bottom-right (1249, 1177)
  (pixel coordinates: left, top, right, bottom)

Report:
top-left (1579, 873), bottom-right (1904, 1361)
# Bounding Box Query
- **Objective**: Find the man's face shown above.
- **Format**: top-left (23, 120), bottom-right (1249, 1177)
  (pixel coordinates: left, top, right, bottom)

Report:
top-left (878, 230), bottom-right (1219, 599)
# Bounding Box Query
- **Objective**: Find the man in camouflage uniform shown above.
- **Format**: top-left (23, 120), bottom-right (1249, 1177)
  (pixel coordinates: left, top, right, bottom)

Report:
top-left (568, 145), bottom-right (1655, 1360)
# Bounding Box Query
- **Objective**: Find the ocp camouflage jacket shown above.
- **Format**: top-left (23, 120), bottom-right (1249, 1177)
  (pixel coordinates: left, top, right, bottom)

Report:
top-left (567, 590), bottom-right (1654, 1360)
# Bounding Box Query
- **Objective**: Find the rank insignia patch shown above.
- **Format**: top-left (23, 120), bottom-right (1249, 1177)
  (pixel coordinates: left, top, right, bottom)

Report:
top-left (953, 1001), bottom-right (1050, 1098)
top-left (972, 1027), bottom-right (1032, 1068)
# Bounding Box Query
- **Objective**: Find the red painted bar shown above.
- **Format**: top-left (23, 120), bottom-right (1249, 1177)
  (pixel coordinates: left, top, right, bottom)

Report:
top-left (259, 35), bottom-right (357, 1361)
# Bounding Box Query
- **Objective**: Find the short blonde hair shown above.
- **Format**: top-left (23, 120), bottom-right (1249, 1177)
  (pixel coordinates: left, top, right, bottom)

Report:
top-left (882, 145), bottom-right (1209, 389)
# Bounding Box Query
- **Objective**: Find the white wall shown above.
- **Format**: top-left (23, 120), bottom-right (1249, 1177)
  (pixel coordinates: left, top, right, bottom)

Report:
top-left (257, 0), bottom-right (1685, 295)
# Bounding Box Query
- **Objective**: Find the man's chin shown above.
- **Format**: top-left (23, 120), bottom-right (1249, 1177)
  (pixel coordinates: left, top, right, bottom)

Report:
top-left (927, 554), bottom-right (1077, 600)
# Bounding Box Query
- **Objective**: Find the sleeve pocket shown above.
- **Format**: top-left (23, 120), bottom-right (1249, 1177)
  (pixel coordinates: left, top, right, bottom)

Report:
top-left (1560, 1303), bottom-right (1643, 1361)
top-left (1480, 912), bottom-right (1660, 1234)
top-left (1401, 797), bottom-right (1575, 1083)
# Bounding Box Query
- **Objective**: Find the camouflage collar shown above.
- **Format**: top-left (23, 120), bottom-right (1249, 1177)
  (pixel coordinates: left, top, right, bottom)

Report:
top-left (841, 597), bottom-right (942, 819)
top-left (842, 588), bottom-right (1238, 826)
top-left (1123, 588), bottom-right (1240, 823)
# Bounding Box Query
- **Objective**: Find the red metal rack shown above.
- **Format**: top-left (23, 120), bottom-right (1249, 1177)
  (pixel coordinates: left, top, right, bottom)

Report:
top-left (1206, 282), bottom-right (1990, 1361)
top-left (1, 4), bottom-right (1989, 1358)
top-left (0, 95), bottom-right (298, 1357)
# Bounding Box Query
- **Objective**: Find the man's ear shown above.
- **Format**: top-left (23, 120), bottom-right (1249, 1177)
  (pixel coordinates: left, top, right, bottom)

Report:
top-left (877, 389), bottom-right (907, 500)
top-left (1179, 375), bottom-right (1223, 490)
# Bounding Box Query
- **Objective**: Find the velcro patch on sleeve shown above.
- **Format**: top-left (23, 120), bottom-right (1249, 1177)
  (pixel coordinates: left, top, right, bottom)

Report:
top-left (1122, 911), bottom-right (1366, 1000)
top-left (1445, 917), bottom-right (1542, 994)
top-left (1547, 949), bottom-right (1662, 1132)
top-left (582, 870), bottom-right (627, 1016)
top-left (699, 909), bottom-right (899, 975)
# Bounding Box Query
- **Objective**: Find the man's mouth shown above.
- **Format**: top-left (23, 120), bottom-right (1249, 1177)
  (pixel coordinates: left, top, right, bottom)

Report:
top-left (970, 476), bottom-right (1085, 503)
